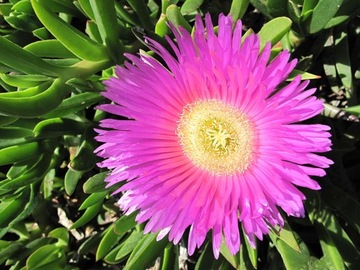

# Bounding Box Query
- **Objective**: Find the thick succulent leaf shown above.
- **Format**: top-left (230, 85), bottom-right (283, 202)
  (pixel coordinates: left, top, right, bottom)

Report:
top-left (334, 26), bottom-right (352, 99)
top-left (302, 0), bottom-right (344, 34)
top-left (96, 224), bottom-right (124, 260)
top-left (269, 229), bottom-right (312, 269)
top-left (126, 0), bottom-right (153, 28)
top-left (125, 233), bottom-right (169, 270)
top-left (220, 241), bottom-right (239, 269)
top-left (25, 244), bottom-right (66, 269)
top-left (0, 78), bottom-right (70, 117)
top-left (89, 0), bottom-right (123, 62)
top-left (78, 191), bottom-right (107, 210)
top-left (114, 231), bottom-right (144, 261)
top-left (166, 4), bottom-right (192, 32)
top-left (0, 35), bottom-right (64, 76)
top-left (0, 188), bottom-right (29, 228)
top-left (83, 172), bottom-right (108, 194)
top-left (325, 0), bottom-right (360, 29)
top-left (114, 212), bottom-right (138, 235)
top-left (180, 0), bottom-right (204, 15)
top-left (70, 199), bottom-right (104, 229)
top-left (229, 0), bottom-right (250, 21)
top-left (64, 169), bottom-right (83, 196)
top-left (257, 17), bottom-right (292, 51)
top-left (31, 0), bottom-right (110, 62)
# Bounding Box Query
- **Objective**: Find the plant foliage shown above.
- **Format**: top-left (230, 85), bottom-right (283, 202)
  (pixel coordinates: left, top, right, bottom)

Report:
top-left (0, 0), bottom-right (360, 269)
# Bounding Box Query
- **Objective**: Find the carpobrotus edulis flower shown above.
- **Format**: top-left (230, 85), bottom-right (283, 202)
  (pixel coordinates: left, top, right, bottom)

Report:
top-left (95, 14), bottom-right (332, 258)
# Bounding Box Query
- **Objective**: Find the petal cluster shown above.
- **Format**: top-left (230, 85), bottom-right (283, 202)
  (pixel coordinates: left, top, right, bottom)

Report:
top-left (95, 14), bottom-right (332, 257)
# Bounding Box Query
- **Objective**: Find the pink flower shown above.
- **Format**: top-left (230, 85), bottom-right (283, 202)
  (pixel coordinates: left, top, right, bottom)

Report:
top-left (95, 14), bottom-right (332, 258)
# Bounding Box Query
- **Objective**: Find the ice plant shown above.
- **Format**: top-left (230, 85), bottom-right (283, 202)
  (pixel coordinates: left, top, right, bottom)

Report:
top-left (95, 14), bottom-right (332, 258)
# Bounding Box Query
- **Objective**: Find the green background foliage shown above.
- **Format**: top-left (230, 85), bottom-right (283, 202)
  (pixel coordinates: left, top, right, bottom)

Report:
top-left (0, 0), bottom-right (360, 269)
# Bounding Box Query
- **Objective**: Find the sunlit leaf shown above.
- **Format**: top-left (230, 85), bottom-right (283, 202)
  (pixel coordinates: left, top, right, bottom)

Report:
top-left (125, 233), bottom-right (169, 270)
top-left (257, 17), bottom-right (292, 51)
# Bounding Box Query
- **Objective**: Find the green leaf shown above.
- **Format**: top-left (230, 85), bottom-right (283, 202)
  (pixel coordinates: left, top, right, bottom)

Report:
top-left (303, 0), bottom-right (344, 34)
top-left (31, 0), bottom-right (110, 62)
top-left (166, 4), bottom-right (192, 32)
top-left (6, 156), bottom-right (41, 180)
top-left (69, 140), bottom-right (96, 172)
top-left (76, 0), bottom-right (95, 20)
top-left (0, 127), bottom-right (33, 148)
top-left (0, 242), bottom-right (23, 265)
top-left (0, 80), bottom-right (51, 98)
top-left (287, 0), bottom-right (302, 23)
top-left (302, 0), bottom-right (318, 15)
top-left (0, 78), bottom-right (70, 118)
top-left (18, 238), bottom-right (57, 264)
top-left (269, 230), bottom-right (311, 269)
top-left (24, 39), bottom-right (76, 58)
top-left (9, 184), bottom-right (38, 226)
top-left (70, 199), bottom-right (103, 229)
top-left (114, 231), bottom-right (144, 261)
top-left (0, 188), bottom-right (29, 228)
top-left (344, 105), bottom-right (360, 115)
top-left (0, 35), bottom-right (64, 76)
top-left (267, 0), bottom-right (288, 17)
top-left (161, 245), bottom-right (177, 270)
top-left (114, 212), bottom-right (138, 235)
top-left (334, 26), bottom-right (352, 98)
top-left (37, 0), bottom-right (81, 16)
top-left (239, 241), bottom-right (256, 270)
top-left (0, 74), bottom-right (51, 88)
top-left (126, 0), bottom-right (153, 28)
top-left (0, 152), bottom-right (53, 192)
top-left (220, 240), bottom-right (239, 269)
top-left (272, 221), bottom-right (301, 252)
top-left (0, 116), bottom-right (18, 127)
top-left (242, 227), bottom-right (258, 269)
top-left (0, 141), bottom-right (42, 165)
top-left (229, 0), bottom-right (250, 21)
top-left (125, 233), bottom-right (169, 270)
top-left (83, 172), bottom-right (108, 194)
top-left (26, 244), bottom-right (66, 269)
top-left (89, 0), bottom-right (123, 62)
top-left (96, 224), bottom-right (124, 260)
top-left (33, 118), bottom-right (88, 138)
top-left (195, 242), bottom-right (219, 270)
top-left (0, 241), bottom-right (10, 250)
top-left (48, 227), bottom-right (69, 248)
top-left (114, 1), bottom-right (139, 25)
top-left (315, 222), bottom-right (345, 270)
top-left (307, 188), bottom-right (360, 268)
top-left (249, 0), bottom-right (271, 18)
top-left (288, 69), bottom-right (321, 80)
top-left (33, 27), bottom-right (51, 40)
top-left (79, 191), bottom-right (107, 210)
top-left (78, 232), bottom-right (103, 255)
top-left (325, 0), bottom-right (360, 29)
top-left (5, 13), bottom-right (40, 32)
top-left (321, 185), bottom-right (360, 234)
top-left (13, 0), bottom-right (35, 13)
top-left (0, 3), bottom-right (13, 16)
top-left (155, 13), bottom-right (170, 37)
top-left (42, 91), bottom-right (103, 118)
top-left (180, 0), bottom-right (204, 15)
top-left (64, 169), bottom-right (83, 196)
top-left (85, 20), bottom-right (103, 43)
top-left (257, 17), bottom-right (292, 51)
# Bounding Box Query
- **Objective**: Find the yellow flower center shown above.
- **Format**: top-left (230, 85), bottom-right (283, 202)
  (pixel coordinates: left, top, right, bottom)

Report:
top-left (177, 100), bottom-right (254, 175)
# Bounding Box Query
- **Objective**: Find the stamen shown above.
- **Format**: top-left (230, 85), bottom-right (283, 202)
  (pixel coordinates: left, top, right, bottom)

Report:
top-left (177, 99), bottom-right (254, 175)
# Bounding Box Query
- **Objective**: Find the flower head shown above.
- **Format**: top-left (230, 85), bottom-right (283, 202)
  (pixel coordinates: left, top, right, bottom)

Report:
top-left (95, 14), bottom-right (332, 258)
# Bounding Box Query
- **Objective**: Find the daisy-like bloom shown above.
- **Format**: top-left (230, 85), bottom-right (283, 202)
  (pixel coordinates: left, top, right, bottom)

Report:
top-left (95, 14), bottom-right (332, 258)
